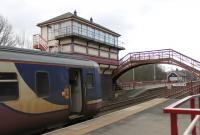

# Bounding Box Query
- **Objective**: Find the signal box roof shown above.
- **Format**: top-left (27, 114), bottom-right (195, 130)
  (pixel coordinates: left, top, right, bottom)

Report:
top-left (37, 12), bottom-right (121, 37)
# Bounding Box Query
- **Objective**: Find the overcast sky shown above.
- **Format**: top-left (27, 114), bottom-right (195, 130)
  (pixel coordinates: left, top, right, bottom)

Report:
top-left (1, 0), bottom-right (200, 65)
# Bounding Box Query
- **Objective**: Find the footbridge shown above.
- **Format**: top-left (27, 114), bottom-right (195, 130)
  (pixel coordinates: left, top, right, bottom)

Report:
top-left (113, 49), bottom-right (200, 81)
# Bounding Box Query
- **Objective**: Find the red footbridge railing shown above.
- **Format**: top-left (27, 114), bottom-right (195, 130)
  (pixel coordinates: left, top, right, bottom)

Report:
top-left (164, 86), bottom-right (200, 135)
top-left (113, 49), bottom-right (200, 80)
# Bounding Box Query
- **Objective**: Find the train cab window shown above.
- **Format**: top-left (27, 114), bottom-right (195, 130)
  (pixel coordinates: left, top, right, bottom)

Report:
top-left (36, 72), bottom-right (50, 97)
top-left (86, 73), bottom-right (94, 89)
top-left (0, 73), bottom-right (19, 101)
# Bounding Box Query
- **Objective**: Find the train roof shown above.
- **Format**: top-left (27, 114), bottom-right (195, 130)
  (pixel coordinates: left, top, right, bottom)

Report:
top-left (0, 46), bottom-right (99, 68)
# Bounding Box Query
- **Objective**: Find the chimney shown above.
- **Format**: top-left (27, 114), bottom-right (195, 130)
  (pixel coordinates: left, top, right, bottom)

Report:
top-left (90, 17), bottom-right (93, 23)
top-left (74, 10), bottom-right (77, 16)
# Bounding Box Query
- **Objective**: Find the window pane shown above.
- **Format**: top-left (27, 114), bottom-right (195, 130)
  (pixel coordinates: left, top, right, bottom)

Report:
top-left (73, 21), bottom-right (81, 34)
top-left (110, 35), bottom-right (114, 44)
top-left (108, 34), bottom-right (111, 43)
top-left (54, 29), bottom-right (59, 37)
top-left (0, 73), bottom-right (18, 101)
top-left (73, 21), bottom-right (80, 27)
top-left (95, 29), bottom-right (100, 40)
top-left (99, 31), bottom-right (105, 42)
top-left (82, 25), bottom-right (88, 36)
top-left (61, 22), bottom-right (67, 28)
top-left (48, 28), bottom-right (52, 40)
top-left (86, 73), bottom-right (94, 89)
top-left (114, 37), bottom-right (118, 45)
top-left (0, 73), bottom-right (17, 80)
top-left (36, 72), bottom-right (50, 97)
top-left (54, 24), bottom-right (58, 29)
top-left (48, 26), bottom-right (55, 40)
top-left (88, 27), bottom-right (94, 38)
top-left (105, 33), bottom-right (109, 43)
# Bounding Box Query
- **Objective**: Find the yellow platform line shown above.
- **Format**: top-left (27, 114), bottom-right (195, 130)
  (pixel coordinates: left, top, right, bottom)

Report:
top-left (44, 98), bottom-right (168, 135)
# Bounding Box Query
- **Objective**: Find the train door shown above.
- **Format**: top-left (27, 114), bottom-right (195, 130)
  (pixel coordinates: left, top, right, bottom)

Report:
top-left (85, 70), bottom-right (96, 92)
top-left (83, 69), bottom-right (96, 108)
top-left (69, 68), bottom-right (83, 114)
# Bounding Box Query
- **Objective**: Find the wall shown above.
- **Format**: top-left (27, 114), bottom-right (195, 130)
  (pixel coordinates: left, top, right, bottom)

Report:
top-left (74, 39), bottom-right (87, 46)
top-left (60, 39), bottom-right (72, 44)
top-left (110, 53), bottom-right (118, 59)
top-left (74, 45), bottom-right (87, 54)
top-left (62, 45), bottom-right (71, 52)
top-left (100, 50), bottom-right (109, 58)
top-left (101, 74), bottom-right (113, 100)
top-left (48, 40), bottom-right (59, 47)
top-left (88, 48), bottom-right (98, 56)
top-left (41, 26), bottom-right (48, 41)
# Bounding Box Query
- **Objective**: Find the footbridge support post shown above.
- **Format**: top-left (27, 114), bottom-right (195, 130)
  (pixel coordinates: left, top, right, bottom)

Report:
top-left (170, 113), bottom-right (178, 135)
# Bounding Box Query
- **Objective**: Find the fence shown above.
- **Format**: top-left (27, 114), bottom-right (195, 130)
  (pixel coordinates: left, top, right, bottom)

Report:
top-left (164, 87), bottom-right (200, 135)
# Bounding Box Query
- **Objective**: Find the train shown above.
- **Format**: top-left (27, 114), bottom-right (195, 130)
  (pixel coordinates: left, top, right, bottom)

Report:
top-left (0, 46), bottom-right (102, 135)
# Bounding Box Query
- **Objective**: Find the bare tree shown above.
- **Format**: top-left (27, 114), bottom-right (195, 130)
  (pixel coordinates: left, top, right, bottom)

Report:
top-left (15, 31), bottom-right (32, 49)
top-left (0, 15), bottom-right (16, 47)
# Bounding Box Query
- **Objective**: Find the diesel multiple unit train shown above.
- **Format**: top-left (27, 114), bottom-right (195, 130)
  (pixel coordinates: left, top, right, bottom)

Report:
top-left (0, 46), bottom-right (102, 135)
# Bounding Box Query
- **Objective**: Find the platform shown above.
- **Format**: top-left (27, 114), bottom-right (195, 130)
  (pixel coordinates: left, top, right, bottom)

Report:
top-left (45, 98), bottom-right (171, 135)
top-left (87, 99), bottom-right (192, 135)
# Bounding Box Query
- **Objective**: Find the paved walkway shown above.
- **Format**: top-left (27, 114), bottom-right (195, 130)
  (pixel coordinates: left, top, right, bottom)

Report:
top-left (87, 99), bottom-right (191, 135)
top-left (45, 98), bottom-right (168, 135)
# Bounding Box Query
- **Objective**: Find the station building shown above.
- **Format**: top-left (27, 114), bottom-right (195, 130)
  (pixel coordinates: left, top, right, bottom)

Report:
top-left (167, 71), bottom-right (184, 82)
top-left (33, 11), bottom-right (125, 100)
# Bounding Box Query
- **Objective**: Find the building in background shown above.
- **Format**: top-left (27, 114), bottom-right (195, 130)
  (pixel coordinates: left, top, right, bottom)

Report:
top-left (167, 71), bottom-right (187, 82)
top-left (33, 11), bottom-right (125, 100)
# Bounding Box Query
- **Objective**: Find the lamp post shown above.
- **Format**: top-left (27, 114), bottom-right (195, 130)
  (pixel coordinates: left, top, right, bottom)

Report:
top-left (154, 64), bottom-right (156, 81)
top-left (132, 68), bottom-right (134, 81)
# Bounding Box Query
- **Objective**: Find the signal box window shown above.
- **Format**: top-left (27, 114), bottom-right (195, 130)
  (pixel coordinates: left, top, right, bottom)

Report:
top-left (0, 73), bottom-right (19, 101)
top-left (86, 73), bottom-right (94, 89)
top-left (36, 72), bottom-right (50, 97)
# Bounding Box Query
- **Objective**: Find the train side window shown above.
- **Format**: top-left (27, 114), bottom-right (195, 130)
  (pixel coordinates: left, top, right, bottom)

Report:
top-left (86, 73), bottom-right (94, 89)
top-left (0, 73), bottom-right (19, 101)
top-left (36, 72), bottom-right (50, 97)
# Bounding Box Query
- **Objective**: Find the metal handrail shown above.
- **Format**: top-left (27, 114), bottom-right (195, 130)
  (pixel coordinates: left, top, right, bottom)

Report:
top-left (50, 26), bottom-right (124, 47)
top-left (121, 49), bottom-right (200, 69)
top-left (33, 34), bottom-right (48, 51)
top-left (164, 92), bottom-right (200, 135)
top-left (183, 115), bottom-right (200, 135)
top-left (114, 49), bottom-right (200, 79)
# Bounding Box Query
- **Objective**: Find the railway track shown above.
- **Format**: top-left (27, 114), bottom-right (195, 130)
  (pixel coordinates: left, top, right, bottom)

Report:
top-left (100, 87), bottom-right (170, 114)
top-left (100, 95), bottom-right (157, 112)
